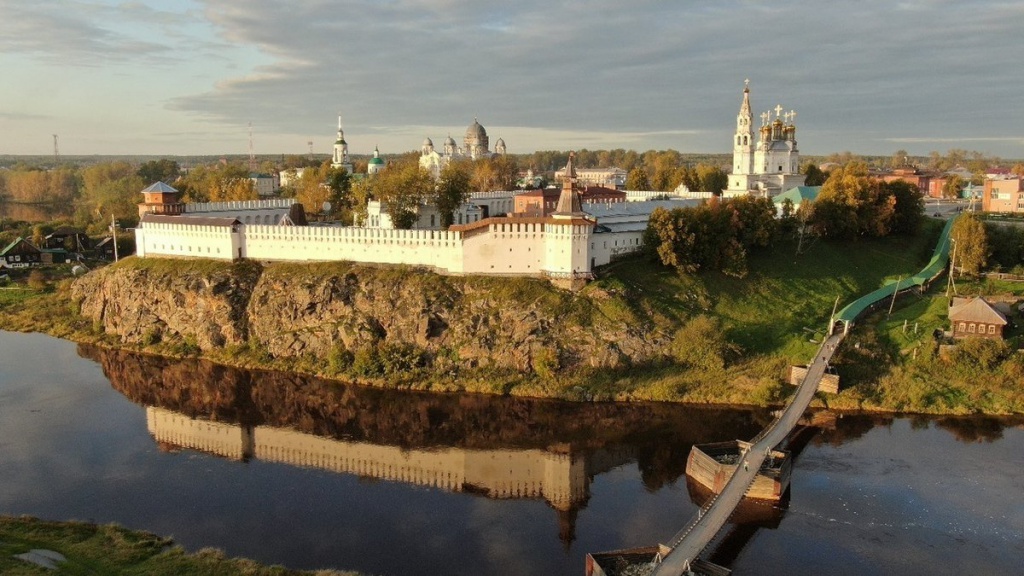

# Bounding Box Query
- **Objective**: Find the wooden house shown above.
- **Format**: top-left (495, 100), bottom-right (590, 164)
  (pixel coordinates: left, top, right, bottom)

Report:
top-left (0, 237), bottom-right (43, 269)
top-left (949, 297), bottom-right (1008, 340)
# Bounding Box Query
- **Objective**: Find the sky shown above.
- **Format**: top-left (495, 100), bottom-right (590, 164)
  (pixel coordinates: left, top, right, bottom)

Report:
top-left (1, 0), bottom-right (1022, 159)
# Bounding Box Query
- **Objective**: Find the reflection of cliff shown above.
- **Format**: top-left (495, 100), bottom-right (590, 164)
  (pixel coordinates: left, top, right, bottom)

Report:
top-left (82, 344), bottom-right (773, 492)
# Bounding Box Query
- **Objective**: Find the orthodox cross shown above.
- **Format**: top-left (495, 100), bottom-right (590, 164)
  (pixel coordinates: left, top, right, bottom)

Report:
top-left (783, 111), bottom-right (791, 123)
top-left (761, 111), bottom-right (770, 125)
top-left (789, 110), bottom-right (797, 123)
top-left (774, 104), bottom-right (784, 118)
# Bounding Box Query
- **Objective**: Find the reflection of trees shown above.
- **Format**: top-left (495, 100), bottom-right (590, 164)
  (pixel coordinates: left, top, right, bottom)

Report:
top-left (78, 344), bottom-right (772, 489)
top-left (812, 413), bottom-right (893, 446)
top-left (935, 416), bottom-right (1009, 444)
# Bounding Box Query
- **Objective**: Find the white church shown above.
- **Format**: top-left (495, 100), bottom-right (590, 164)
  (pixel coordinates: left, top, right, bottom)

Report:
top-left (133, 83), bottom-right (796, 288)
top-left (724, 80), bottom-right (806, 197)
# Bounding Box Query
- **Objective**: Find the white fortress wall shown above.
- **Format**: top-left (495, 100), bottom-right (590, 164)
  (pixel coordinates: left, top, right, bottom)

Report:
top-left (469, 190), bottom-right (518, 216)
top-left (134, 221), bottom-right (241, 260)
top-left (590, 230), bottom-right (645, 267)
top-left (241, 224), bottom-right (466, 272)
top-left (461, 221), bottom-right (547, 276)
top-left (185, 199), bottom-right (293, 224)
top-left (146, 406), bottom-right (254, 460)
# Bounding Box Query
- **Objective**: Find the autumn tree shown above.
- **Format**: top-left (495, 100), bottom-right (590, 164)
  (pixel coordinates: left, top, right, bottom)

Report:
top-left (942, 174), bottom-right (964, 200)
top-left (811, 162), bottom-right (896, 239)
top-left (434, 161), bottom-right (472, 229)
top-left (626, 167), bottom-right (650, 190)
top-left (951, 213), bottom-right (988, 276)
top-left (175, 163), bottom-right (254, 203)
top-left (80, 161), bottom-right (145, 227)
top-left (885, 180), bottom-right (925, 235)
top-left (694, 164), bottom-right (727, 194)
top-left (374, 161), bottom-right (434, 229)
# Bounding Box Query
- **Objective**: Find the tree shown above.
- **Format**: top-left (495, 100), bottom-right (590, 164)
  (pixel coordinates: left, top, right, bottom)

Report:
top-left (694, 164), bottom-right (727, 194)
top-left (434, 162), bottom-right (471, 229)
top-left (626, 167), bottom-right (650, 190)
top-left (137, 159), bottom-right (180, 183)
top-left (890, 149), bottom-right (910, 169)
top-left (802, 162), bottom-right (827, 186)
top-left (80, 161), bottom-right (145, 226)
top-left (951, 213), bottom-right (988, 276)
top-left (374, 161), bottom-right (434, 229)
top-left (324, 167), bottom-right (352, 219)
top-left (885, 180), bottom-right (924, 235)
top-left (942, 174), bottom-right (964, 200)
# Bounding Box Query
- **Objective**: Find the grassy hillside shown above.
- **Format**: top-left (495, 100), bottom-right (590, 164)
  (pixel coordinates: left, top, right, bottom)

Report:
top-left (0, 516), bottom-right (359, 575)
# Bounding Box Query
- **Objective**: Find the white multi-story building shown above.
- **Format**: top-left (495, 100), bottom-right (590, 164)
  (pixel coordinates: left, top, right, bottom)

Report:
top-left (725, 81), bottom-right (806, 197)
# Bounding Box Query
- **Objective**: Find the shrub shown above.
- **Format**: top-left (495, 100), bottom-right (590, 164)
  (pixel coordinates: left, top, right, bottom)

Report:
top-left (351, 345), bottom-right (384, 377)
top-left (27, 269), bottom-right (46, 290)
top-left (533, 347), bottom-right (561, 380)
top-left (328, 343), bottom-right (354, 374)
top-left (142, 327), bottom-right (162, 346)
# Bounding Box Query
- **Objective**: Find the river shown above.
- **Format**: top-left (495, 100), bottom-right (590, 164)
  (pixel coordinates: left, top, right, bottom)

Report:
top-left (0, 330), bottom-right (1021, 575)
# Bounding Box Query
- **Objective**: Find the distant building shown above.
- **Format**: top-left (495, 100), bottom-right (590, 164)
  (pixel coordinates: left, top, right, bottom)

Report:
top-left (249, 172), bottom-right (279, 197)
top-left (553, 167), bottom-right (627, 189)
top-left (368, 146), bottom-right (386, 175)
top-left (982, 177), bottom-right (1024, 213)
top-left (330, 116), bottom-right (354, 175)
top-left (878, 167), bottom-right (932, 198)
top-left (949, 297), bottom-right (1008, 340)
top-left (419, 119), bottom-right (507, 179)
top-left (725, 81), bottom-right (805, 197)
top-left (514, 186), bottom-right (626, 217)
top-left (138, 181), bottom-right (185, 218)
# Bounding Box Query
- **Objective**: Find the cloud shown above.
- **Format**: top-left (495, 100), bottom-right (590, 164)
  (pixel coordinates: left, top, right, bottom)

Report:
top-left (4, 0), bottom-right (1024, 156)
top-left (156, 0), bottom-right (1024, 156)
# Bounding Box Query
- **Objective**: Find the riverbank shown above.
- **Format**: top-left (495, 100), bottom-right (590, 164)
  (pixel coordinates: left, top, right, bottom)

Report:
top-left (0, 516), bottom-right (360, 575)
top-left (1, 222), bottom-right (1021, 415)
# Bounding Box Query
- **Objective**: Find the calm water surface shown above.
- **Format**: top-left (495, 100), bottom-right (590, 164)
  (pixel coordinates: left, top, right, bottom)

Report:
top-left (1, 331), bottom-right (1021, 575)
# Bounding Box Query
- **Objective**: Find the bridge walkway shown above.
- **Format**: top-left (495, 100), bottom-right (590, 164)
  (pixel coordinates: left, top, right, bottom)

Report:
top-left (651, 329), bottom-right (843, 575)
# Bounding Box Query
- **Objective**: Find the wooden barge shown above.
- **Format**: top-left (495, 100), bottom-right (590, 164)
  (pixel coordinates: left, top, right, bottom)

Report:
top-left (586, 545), bottom-right (730, 576)
top-left (685, 440), bottom-right (791, 501)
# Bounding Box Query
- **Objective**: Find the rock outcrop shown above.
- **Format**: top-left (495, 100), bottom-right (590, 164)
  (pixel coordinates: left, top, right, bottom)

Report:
top-left (72, 259), bottom-right (666, 372)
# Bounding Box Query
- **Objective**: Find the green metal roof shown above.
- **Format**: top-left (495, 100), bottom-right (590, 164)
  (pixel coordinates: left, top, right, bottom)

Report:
top-left (773, 186), bottom-right (821, 205)
top-left (835, 215), bottom-right (957, 324)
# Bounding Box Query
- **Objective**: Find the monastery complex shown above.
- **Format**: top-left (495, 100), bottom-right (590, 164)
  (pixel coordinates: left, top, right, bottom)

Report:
top-left (133, 83), bottom-right (803, 288)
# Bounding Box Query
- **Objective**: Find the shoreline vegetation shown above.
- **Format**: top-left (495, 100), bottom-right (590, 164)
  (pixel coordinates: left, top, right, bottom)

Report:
top-left (1, 220), bottom-right (1022, 415)
top-left (0, 515), bottom-right (360, 575)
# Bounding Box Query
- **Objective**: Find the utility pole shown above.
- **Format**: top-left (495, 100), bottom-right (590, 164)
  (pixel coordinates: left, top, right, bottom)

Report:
top-left (888, 275), bottom-right (903, 316)
top-left (111, 215), bottom-right (119, 262)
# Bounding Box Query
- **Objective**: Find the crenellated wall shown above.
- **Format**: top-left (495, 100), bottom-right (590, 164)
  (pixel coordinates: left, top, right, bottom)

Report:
top-left (134, 220), bottom-right (241, 260)
top-left (241, 224), bottom-right (466, 272)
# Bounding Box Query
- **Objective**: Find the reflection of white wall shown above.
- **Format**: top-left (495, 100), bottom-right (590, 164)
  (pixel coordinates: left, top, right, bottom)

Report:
top-left (146, 406), bottom-right (253, 460)
top-left (254, 425), bottom-right (587, 509)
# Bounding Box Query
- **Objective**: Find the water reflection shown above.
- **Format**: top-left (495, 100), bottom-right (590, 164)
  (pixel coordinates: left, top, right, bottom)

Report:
top-left (79, 344), bottom-right (775, 548)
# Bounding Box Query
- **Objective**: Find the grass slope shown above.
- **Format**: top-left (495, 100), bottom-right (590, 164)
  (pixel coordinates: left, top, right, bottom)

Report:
top-left (0, 516), bottom-right (359, 576)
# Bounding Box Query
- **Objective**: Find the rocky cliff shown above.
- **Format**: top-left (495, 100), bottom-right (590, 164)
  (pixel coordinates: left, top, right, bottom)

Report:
top-left (71, 258), bottom-right (668, 373)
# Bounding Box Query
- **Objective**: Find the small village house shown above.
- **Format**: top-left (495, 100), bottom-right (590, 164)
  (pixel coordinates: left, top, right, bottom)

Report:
top-left (948, 297), bottom-right (1009, 340)
top-left (0, 237), bottom-right (43, 269)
